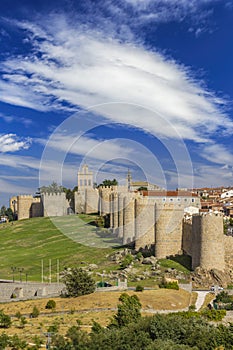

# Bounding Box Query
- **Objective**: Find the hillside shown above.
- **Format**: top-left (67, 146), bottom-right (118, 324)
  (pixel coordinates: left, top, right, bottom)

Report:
top-left (0, 215), bottom-right (118, 282)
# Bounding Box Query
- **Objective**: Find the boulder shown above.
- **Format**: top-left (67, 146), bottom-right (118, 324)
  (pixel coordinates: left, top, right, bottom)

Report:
top-left (142, 256), bottom-right (157, 265)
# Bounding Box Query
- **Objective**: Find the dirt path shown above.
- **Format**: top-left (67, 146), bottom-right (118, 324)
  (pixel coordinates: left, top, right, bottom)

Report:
top-left (195, 291), bottom-right (208, 310)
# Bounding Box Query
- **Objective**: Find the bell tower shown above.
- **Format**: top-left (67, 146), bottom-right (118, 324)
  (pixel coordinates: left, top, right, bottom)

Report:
top-left (77, 164), bottom-right (93, 190)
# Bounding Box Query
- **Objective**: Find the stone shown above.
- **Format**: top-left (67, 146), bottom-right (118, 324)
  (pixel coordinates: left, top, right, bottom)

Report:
top-left (88, 264), bottom-right (98, 270)
top-left (142, 256), bottom-right (157, 265)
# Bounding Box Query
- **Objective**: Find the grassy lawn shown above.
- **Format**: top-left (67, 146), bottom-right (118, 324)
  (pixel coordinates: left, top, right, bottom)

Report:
top-left (0, 216), bottom-right (191, 285)
top-left (158, 258), bottom-right (191, 274)
top-left (0, 216), bottom-right (118, 281)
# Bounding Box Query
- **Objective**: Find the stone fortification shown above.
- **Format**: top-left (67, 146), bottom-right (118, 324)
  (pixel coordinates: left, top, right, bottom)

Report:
top-left (98, 186), bottom-right (227, 273)
top-left (192, 213), bottom-right (225, 271)
top-left (17, 195), bottom-right (42, 220)
top-left (12, 165), bottom-right (229, 274)
top-left (41, 193), bottom-right (70, 217)
top-left (182, 218), bottom-right (192, 256)
top-left (123, 195), bottom-right (135, 245)
top-left (135, 197), bottom-right (156, 251)
top-left (224, 235), bottom-right (233, 275)
top-left (155, 203), bottom-right (184, 259)
top-left (74, 190), bottom-right (98, 214)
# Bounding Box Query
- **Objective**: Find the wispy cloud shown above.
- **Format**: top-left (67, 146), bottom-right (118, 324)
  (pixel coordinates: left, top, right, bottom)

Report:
top-left (202, 143), bottom-right (233, 166)
top-left (0, 15), bottom-right (231, 144)
top-left (0, 113), bottom-right (33, 127)
top-left (0, 134), bottom-right (31, 153)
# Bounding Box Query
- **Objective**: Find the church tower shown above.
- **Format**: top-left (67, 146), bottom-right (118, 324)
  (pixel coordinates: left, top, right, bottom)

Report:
top-left (77, 164), bottom-right (93, 190)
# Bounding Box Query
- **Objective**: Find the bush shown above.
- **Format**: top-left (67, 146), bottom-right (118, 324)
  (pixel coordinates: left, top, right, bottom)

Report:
top-left (200, 309), bottom-right (226, 321)
top-left (30, 306), bottom-right (40, 318)
top-left (47, 322), bottom-right (59, 333)
top-left (45, 300), bottom-right (56, 310)
top-left (136, 285), bottom-right (144, 292)
top-left (120, 254), bottom-right (134, 269)
top-left (18, 316), bottom-right (27, 329)
top-left (159, 281), bottom-right (179, 290)
top-left (215, 291), bottom-right (233, 303)
top-left (0, 310), bottom-right (11, 328)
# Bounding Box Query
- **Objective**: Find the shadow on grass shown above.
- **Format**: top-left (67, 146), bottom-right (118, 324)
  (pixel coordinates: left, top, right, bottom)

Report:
top-left (169, 254), bottom-right (192, 271)
top-left (95, 228), bottom-right (123, 246)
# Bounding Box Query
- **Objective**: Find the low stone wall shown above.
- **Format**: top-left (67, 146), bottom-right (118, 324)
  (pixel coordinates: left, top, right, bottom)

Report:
top-left (0, 282), bottom-right (65, 302)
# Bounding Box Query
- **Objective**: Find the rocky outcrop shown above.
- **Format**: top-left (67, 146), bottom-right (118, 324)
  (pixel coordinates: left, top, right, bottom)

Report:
top-left (192, 267), bottom-right (231, 289)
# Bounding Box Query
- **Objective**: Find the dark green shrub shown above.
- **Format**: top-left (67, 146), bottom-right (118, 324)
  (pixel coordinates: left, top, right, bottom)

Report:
top-left (200, 309), bottom-right (226, 321)
top-left (215, 291), bottom-right (232, 303)
top-left (45, 300), bottom-right (56, 310)
top-left (159, 281), bottom-right (179, 290)
top-left (136, 285), bottom-right (144, 292)
top-left (30, 306), bottom-right (40, 318)
top-left (120, 254), bottom-right (134, 269)
top-left (0, 310), bottom-right (11, 328)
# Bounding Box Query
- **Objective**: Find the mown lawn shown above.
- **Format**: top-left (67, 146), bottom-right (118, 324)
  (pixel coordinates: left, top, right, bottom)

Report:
top-left (0, 216), bottom-right (118, 281)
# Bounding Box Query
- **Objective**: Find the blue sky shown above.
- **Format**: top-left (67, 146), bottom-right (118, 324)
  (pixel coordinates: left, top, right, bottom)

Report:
top-left (0, 0), bottom-right (233, 205)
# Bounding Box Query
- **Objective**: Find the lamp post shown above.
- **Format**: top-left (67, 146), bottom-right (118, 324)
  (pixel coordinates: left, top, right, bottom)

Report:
top-left (18, 268), bottom-right (24, 282)
top-left (11, 266), bottom-right (17, 282)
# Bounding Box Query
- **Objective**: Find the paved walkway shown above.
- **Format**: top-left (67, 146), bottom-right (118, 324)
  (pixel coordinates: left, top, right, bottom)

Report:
top-left (195, 291), bottom-right (209, 311)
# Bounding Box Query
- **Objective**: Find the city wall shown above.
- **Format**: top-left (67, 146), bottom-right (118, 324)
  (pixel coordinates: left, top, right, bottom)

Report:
top-left (41, 193), bottom-right (70, 217)
top-left (17, 196), bottom-right (42, 220)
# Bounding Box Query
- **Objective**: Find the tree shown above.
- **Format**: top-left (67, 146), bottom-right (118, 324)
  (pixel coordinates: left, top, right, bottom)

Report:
top-left (112, 293), bottom-right (142, 327)
top-left (62, 268), bottom-right (95, 297)
top-left (137, 186), bottom-right (147, 191)
top-left (0, 206), bottom-right (6, 216)
top-left (39, 182), bottom-right (64, 194)
top-left (99, 179), bottom-right (118, 187)
top-left (5, 208), bottom-right (14, 222)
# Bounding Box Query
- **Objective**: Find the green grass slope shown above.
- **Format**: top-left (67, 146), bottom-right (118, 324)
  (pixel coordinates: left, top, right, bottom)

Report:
top-left (0, 215), bottom-right (118, 282)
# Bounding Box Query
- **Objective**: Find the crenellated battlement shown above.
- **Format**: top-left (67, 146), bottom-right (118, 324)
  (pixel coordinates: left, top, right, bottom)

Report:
top-left (42, 192), bottom-right (65, 197)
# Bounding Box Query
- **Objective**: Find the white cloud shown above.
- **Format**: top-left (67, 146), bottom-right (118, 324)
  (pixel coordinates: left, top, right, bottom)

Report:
top-left (0, 178), bottom-right (33, 195)
top-left (202, 143), bottom-right (233, 165)
top-left (0, 16), bottom-right (231, 144)
top-left (37, 133), bottom-right (134, 161)
top-left (0, 134), bottom-right (31, 153)
top-left (0, 113), bottom-right (33, 127)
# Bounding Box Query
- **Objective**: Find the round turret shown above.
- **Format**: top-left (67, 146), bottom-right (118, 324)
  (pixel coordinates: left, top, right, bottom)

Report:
top-left (192, 213), bottom-right (225, 271)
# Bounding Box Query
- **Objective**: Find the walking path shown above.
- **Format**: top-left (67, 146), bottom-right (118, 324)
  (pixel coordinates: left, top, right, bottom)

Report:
top-left (195, 291), bottom-right (209, 311)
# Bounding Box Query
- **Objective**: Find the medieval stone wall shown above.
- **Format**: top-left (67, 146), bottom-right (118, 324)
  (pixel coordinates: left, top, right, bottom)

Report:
top-left (41, 193), bottom-right (70, 217)
top-left (135, 198), bottom-right (156, 251)
top-left (85, 189), bottom-right (99, 214)
top-left (182, 218), bottom-right (193, 256)
top-left (17, 196), bottom-right (42, 220)
top-left (155, 203), bottom-right (184, 259)
top-left (224, 236), bottom-right (233, 272)
top-left (192, 213), bottom-right (225, 271)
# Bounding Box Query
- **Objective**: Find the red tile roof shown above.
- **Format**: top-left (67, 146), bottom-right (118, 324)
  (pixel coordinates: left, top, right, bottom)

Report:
top-left (142, 191), bottom-right (199, 197)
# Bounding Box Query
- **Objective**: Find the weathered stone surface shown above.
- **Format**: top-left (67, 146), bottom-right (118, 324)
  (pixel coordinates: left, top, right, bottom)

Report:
top-left (192, 267), bottom-right (231, 289)
top-left (142, 256), bottom-right (157, 265)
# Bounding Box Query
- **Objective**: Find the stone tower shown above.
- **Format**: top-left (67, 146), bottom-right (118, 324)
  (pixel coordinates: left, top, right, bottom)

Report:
top-left (192, 213), bottom-right (225, 271)
top-left (155, 203), bottom-right (184, 259)
top-left (135, 197), bottom-right (156, 251)
top-left (77, 164), bottom-right (93, 190)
